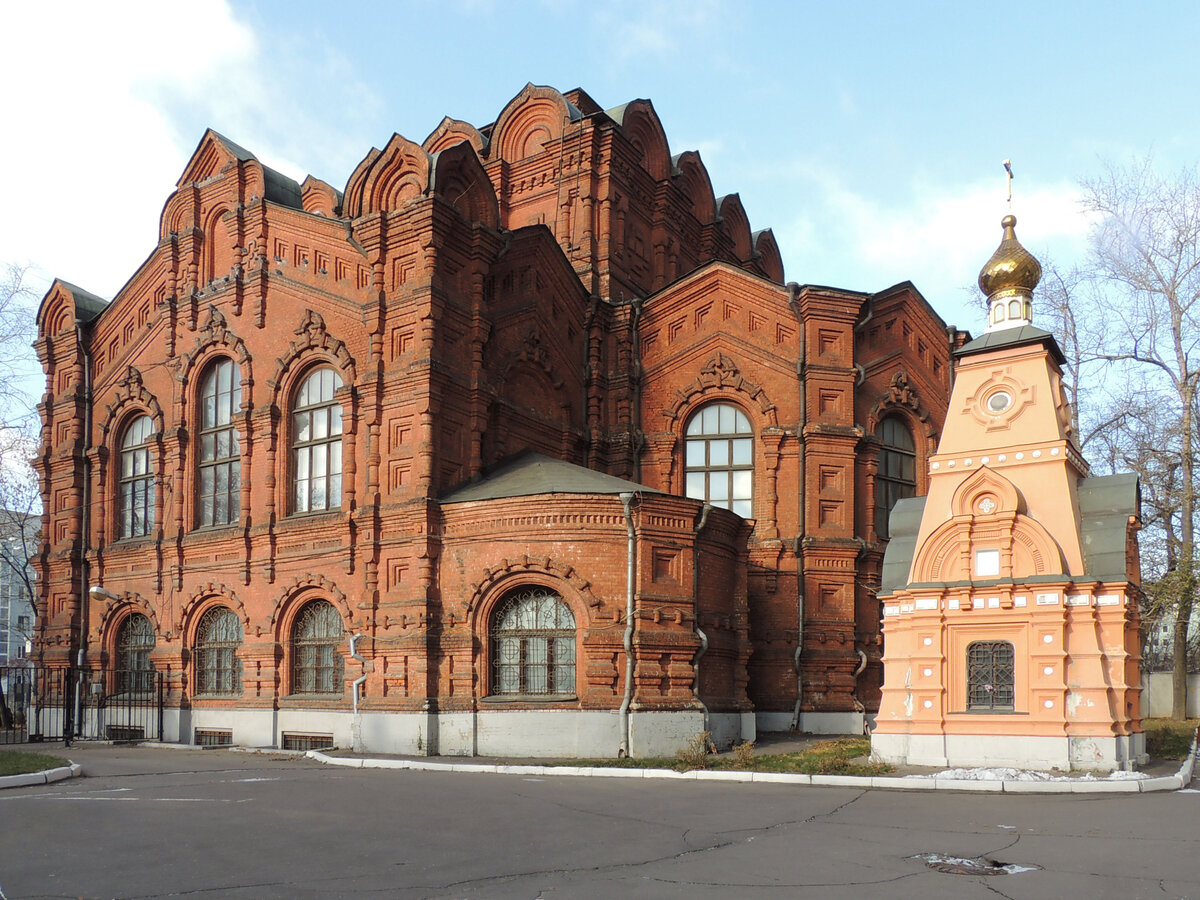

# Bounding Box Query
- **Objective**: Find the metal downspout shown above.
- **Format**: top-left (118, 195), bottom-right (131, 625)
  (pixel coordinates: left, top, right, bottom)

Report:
top-left (788, 284), bottom-right (806, 732)
top-left (691, 503), bottom-right (713, 734)
top-left (618, 492), bottom-right (636, 757)
top-left (74, 321), bottom-right (93, 740)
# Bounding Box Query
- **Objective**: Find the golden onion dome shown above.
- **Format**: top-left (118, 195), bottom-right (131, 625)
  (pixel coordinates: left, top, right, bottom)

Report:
top-left (977, 214), bottom-right (1042, 299)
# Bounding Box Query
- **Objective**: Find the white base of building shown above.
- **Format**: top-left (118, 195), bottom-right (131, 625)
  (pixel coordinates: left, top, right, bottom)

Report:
top-left (756, 711), bottom-right (867, 736)
top-left (869, 731), bottom-right (1149, 773)
top-left (163, 706), bottom-right (754, 760)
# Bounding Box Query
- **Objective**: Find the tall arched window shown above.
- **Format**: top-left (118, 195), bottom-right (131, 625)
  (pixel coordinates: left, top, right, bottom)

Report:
top-left (197, 358), bottom-right (242, 527)
top-left (119, 415), bottom-right (155, 539)
top-left (292, 367), bottom-right (344, 513)
top-left (875, 417), bottom-right (916, 539)
top-left (684, 403), bottom-right (753, 517)
top-left (491, 588), bottom-right (576, 696)
top-left (116, 613), bottom-right (155, 694)
top-left (291, 600), bottom-right (344, 694)
top-left (967, 640), bottom-right (1015, 711)
top-left (194, 607), bottom-right (243, 695)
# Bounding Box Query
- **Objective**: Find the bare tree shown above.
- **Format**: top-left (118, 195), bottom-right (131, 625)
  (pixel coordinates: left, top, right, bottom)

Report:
top-left (1080, 158), bottom-right (1200, 720)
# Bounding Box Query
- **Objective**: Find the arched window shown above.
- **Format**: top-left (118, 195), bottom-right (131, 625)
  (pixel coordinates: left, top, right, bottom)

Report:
top-left (194, 607), bottom-right (243, 695)
top-left (875, 417), bottom-right (917, 539)
top-left (116, 613), bottom-right (155, 694)
top-left (291, 600), bottom-right (344, 694)
top-left (684, 403), bottom-right (753, 517)
top-left (491, 587), bottom-right (575, 696)
top-left (967, 641), bottom-right (1015, 711)
top-left (119, 415), bottom-right (155, 538)
top-left (292, 367), bottom-right (344, 513)
top-left (197, 358), bottom-right (242, 527)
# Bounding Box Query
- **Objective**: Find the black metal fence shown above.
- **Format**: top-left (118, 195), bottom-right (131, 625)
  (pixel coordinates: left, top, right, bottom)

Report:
top-left (0, 665), bottom-right (164, 745)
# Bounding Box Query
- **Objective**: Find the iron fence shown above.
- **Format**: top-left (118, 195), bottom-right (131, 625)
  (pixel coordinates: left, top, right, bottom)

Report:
top-left (0, 665), bottom-right (164, 745)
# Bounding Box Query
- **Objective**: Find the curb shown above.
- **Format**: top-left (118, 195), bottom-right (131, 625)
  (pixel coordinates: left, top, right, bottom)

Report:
top-left (307, 743), bottom-right (1198, 795)
top-left (0, 762), bottom-right (81, 790)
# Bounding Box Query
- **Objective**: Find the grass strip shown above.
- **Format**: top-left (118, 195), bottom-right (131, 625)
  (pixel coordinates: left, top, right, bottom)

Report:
top-left (0, 749), bottom-right (69, 777)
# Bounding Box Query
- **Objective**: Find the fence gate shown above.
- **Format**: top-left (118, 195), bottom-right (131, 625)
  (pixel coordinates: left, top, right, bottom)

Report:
top-left (0, 665), bottom-right (164, 745)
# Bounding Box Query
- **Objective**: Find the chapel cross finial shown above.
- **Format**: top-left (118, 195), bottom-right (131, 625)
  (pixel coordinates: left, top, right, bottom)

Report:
top-left (1003, 159), bottom-right (1014, 210)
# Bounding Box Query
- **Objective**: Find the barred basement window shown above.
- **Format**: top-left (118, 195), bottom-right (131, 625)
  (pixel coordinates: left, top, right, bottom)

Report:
top-left (116, 613), bottom-right (155, 694)
top-left (684, 403), bottom-right (753, 517)
top-left (194, 606), bottom-right (243, 695)
top-left (197, 358), bottom-right (242, 527)
top-left (119, 415), bottom-right (155, 538)
top-left (292, 600), bottom-right (344, 694)
top-left (875, 416), bottom-right (916, 539)
top-left (292, 367), bottom-right (344, 513)
top-left (491, 588), bottom-right (576, 696)
top-left (967, 640), bottom-right (1015, 711)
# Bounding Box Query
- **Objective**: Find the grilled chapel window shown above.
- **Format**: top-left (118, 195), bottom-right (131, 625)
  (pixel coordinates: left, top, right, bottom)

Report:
top-left (875, 417), bottom-right (916, 539)
top-left (194, 606), bottom-right (243, 695)
top-left (119, 415), bottom-right (155, 538)
top-left (116, 613), bottom-right (155, 694)
top-left (197, 358), bottom-right (242, 527)
top-left (684, 403), bottom-right (753, 517)
top-left (491, 588), bottom-right (576, 696)
top-left (292, 600), bottom-right (344, 694)
top-left (967, 641), bottom-right (1015, 711)
top-left (292, 367), bottom-right (344, 513)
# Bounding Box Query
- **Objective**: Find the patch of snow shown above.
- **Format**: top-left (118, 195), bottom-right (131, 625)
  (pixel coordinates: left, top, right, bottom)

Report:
top-left (906, 766), bottom-right (1147, 782)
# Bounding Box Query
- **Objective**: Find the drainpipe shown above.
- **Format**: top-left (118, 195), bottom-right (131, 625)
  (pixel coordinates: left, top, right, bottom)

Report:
top-left (74, 320), bottom-right (94, 742)
top-left (691, 503), bottom-right (713, 734)
top-left (617, 492), bottom-right (636, 757)
top-left (852, 648), bottom-right (869, 734)
top-left (787, 284), bottom-right (807, 732)
top-left (349, 633), bottom-right (367, 714)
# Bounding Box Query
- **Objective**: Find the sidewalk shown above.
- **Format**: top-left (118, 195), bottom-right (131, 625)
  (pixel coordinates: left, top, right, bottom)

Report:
top-left (4, 732), bottom-right (1196, 794)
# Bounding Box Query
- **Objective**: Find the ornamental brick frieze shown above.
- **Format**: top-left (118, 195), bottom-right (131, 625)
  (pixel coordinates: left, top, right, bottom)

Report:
top-left (662, 352), bottom-right (778, 427)
top-left (440, 510), bottom-right (627, 537)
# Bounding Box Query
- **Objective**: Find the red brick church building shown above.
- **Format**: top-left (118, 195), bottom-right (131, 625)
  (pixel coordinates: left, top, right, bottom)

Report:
top-left (35, 85), bottom-right (960, 756)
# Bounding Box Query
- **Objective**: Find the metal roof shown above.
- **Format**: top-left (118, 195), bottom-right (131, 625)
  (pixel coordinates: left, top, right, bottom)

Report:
top-left (440, 452), bottom-right (661, 504)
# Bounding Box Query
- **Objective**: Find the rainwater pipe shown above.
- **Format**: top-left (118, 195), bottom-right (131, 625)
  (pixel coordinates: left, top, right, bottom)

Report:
top-left (75, 320), bottom-right (94, 742)
top-left (617, 491), bottom-right (636, 758)
top-left (690, 503), bottom-right (713, 735)
top-left (852, 648), bottom-right (869, 735)
top-left (349, 633), bottom-right (367, 714)
top-left (787, 284), bottom-right (807, 732)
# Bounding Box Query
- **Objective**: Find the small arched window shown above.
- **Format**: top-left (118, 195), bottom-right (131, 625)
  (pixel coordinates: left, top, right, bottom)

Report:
top-left (197, 358), bottom-right (242, 527)
top-left (292, 367), bottom-right (344, 513)
top-left (116, 613), bottom-right (155, 694)
top-left (491, 588), bottom-right (576, 696)
top-left (291, 600), bottom-right (344, 694)
top-left (967, 641), bottom-right (1015, 711)
top-left (684, 403), bottom-right (753, 517)
top-left (194, 607), bottom-right (243, 695)
top-left (119, 415), bottom-right (155, 539)
top-left (875, 417), bottom-right (917, 539)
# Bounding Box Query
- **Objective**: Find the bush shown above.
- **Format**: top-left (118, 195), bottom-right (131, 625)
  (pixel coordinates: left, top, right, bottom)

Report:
top-left (1144, 718), bottom-right (1199, 760)
top-left (675, 731), bottom-right (715, 771)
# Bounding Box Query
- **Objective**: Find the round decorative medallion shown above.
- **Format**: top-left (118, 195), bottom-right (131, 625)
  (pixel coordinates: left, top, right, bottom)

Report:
top-left (978, 497), bottom-right (997, 514)
top-left (986, 391), bottom-right (1012, 413)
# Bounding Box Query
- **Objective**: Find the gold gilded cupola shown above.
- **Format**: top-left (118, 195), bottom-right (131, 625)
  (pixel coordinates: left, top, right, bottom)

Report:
top-left (979, 214), bottom-right (1042, 332)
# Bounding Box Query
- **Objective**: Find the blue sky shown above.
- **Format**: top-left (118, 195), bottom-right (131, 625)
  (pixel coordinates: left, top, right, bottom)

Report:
top-left (4, 0), bottom-right (1198, 335)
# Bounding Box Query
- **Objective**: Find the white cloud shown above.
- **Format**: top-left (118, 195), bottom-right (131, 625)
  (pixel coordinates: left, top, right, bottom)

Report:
top-left (776, 160), bottom-right (1093, 327)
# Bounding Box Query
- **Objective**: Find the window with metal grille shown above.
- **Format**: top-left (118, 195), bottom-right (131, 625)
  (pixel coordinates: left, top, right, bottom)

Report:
top-left (119, 415), bottom-right (155, 538)
top-left (292, 367), bottom-right (344, 513)
top-left (281, 732), bottom-right (334, 751)
top-left (875, 417), bottom-right (916, 539)
top-left (194, 606), bottom-right (243, 695)
top-left (967, 641), bottom-right (1016, 711)
top-left (292, 600), bottom-right (344, 694)
top-left (116, 613), bottom-right (155, 694)
top-left (194, 729), bottom-right (233, 747)
top-left (491, 588), bottom-right (576, 696)
top-left (197, 358), bottom-right (242, 527)
top-left (684, 403), bottom-right (753, 517)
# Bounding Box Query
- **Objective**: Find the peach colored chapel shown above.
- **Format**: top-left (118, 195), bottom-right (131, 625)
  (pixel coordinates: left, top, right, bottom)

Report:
top-left (35, 85), bottom-right (962, 757)
top-left (871, 216), bottom-right (1143, 772)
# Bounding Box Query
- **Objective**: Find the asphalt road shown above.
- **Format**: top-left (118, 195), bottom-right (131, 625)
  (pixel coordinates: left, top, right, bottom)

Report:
top-left (1, 745), bottom-right (1198, 899)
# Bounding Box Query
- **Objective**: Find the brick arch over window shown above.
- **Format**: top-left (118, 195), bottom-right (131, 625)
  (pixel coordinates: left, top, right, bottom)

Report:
top-left (267, 574), bottom-right (352, 640)
top-left (100, 366), bottom-right (165, 440)
top-left (266, 309), bottom-right (356, 406)
top-left (177, 583), bottom-right (249, 637)
top-left (867, 370), bottom-right (937, 450)
top-left (465, 556), bottom-right (600, 624)
top-left (661, 352), bottom-right (778, 429)
top-left (178, 305), bottom-right (252, 398)
top-left (95, 593), bottom-right (161, 644)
